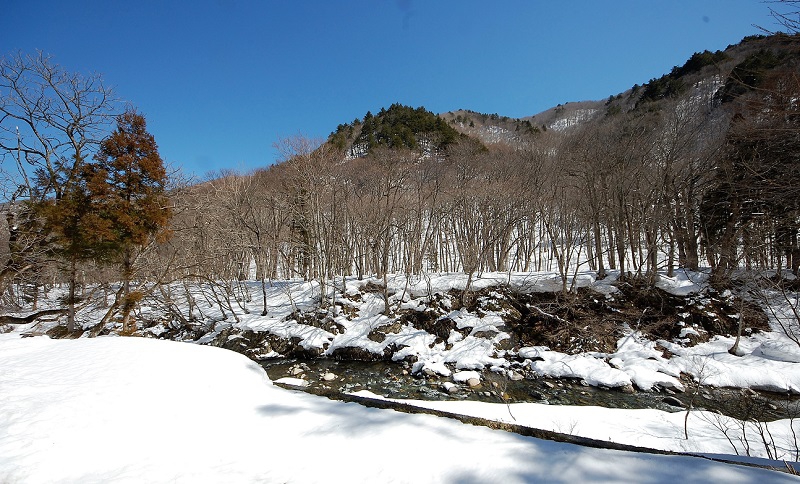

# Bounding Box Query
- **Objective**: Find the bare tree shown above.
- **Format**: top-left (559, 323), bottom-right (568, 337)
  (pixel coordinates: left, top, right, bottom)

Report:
top-left (762, 0), bottom-right (800, 34)
top-left (0, 52), bottom-right (118, 313)
top-left (274, 135), bottom-right (344, 307)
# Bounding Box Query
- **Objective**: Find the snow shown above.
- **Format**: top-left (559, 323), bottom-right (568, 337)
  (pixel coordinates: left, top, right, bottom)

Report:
top-left (1, 335), bottom-right (796, 483)
top-left (611, 332), bottom-right (685, 392)
top-left (664, 335), bottom-right (800, 393)
top-left (548, 108), bottom-right (599, 132)
top-left (355, 389), bottom-right (800, 465)
top-left (517, 331), bottom-right (686, 392)
top-left (274, 376), bottom-right (309, 387)
top-left (530, 351), bottom-right (632, 388)
top-left (524, 327), bottom-right (800, 394)
top-left (452, 370), bottom-right (481, 383)
top-left (755, 338), bottom-right (800, 363)
top-left (4, 269), bottom-right (800, 480)
top-left (7, 270), bottom-right (800, 396)
top-left (518, 345), bottom-right (549, 359)
top-left (655, 271), bottom-right (708, 296)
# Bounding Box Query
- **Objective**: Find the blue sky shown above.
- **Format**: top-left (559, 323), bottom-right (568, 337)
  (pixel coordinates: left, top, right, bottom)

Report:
top-left (5, 1), bottom-right (779, 177)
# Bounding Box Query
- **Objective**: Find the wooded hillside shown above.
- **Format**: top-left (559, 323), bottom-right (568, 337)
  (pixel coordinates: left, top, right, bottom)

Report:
top-left (2, 34), bottom-right (799, 314)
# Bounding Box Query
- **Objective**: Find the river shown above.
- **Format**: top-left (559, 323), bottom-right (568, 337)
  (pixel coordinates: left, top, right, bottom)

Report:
top-left (260, 358), bottom-right (799, 422)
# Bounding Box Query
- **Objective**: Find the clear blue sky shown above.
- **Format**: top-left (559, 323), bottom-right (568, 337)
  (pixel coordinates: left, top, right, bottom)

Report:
top-left (5, 0), bottom-right (779, 177)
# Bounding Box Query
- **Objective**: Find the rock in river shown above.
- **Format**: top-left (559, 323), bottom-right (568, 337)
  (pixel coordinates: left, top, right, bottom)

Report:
top-left (662, 396), bottom-right (684, 408)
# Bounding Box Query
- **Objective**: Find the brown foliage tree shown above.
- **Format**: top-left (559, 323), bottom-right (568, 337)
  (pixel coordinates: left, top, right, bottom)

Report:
top-left (91, 109), bottom-right (171, 333)
top-left (35, 159), bottom-right (116, 329)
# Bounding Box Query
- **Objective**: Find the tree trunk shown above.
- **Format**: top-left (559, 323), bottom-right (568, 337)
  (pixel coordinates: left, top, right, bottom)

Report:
top-left (260, 275), bottom-right (269, 316)
top-left (67, 258), bottom-right (77, 331)
top-left (121, 247), bottom-right (134, 334)
top-left (593, 221), bottom-right (606, 279)
top-left (729, 298), bottom-right (746, 356)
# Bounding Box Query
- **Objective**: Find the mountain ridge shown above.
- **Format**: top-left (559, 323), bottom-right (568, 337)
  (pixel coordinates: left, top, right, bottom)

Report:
top-left (433, 33), bottom-right (799, 147)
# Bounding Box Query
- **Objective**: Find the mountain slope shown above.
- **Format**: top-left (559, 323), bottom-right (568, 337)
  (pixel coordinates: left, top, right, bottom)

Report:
top-left (440, 34), bottom-right (799, 144)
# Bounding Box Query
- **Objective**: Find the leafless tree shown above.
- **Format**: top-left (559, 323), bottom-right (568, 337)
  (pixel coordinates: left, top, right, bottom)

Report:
top-left (0, 52), bottom-right (118, 312)
top-left (762, 0), bottom-right (800, 34)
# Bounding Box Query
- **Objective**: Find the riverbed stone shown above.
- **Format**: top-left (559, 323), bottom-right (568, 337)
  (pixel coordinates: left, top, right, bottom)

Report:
top-left (322, 372), bottom-right (337, 381)
top-left (509, 371), bottom-right (524, 381)
top-left (367, 331), bottom-right (386, 343)
top-left (472, 329), bottom-right (499, 340)
top-left (466, 378), bottom-right (481, 388)
top-left (328, 346), bottom-right (381, 361)
top-left (662, 396), bottom-right (684, 408)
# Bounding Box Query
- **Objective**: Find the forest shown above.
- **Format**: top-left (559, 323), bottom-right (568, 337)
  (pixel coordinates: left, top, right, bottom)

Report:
top-left (1, 34), bottom-right (799, 335)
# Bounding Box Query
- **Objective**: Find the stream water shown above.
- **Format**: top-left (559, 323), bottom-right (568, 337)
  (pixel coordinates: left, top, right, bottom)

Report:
top-left (261, 359), bottom-right (799, 422)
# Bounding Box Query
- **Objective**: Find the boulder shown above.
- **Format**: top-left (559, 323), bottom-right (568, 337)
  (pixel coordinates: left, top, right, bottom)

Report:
top-left (662, 396), bottom-right (684, 408)
top-left (509, 371), bottom-right (524, 381)
top-left (442, 382), bottom-right (459, 394)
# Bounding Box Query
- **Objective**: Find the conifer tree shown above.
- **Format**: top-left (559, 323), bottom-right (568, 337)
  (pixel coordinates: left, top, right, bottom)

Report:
top-left (91, 109), bottom-right (171, 333)
top-left (35, 157), bottom-right (116, 330)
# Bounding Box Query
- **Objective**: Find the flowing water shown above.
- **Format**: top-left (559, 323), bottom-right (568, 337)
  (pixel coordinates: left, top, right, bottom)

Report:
top-left (261, 358), bottom-right (799, 421)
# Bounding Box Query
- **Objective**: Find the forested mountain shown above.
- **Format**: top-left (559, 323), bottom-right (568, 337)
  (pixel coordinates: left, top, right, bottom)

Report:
top-left (329, 103), bottom-right (467, 157)
top-left (439, 110), bottom-right (541, 145)
top-left (450, 34), bottom-right (798, 143)
top-left (2, 33), bottom-right (800, 315)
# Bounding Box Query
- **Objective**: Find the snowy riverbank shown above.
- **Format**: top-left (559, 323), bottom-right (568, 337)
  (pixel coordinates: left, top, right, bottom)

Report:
top-left (1, 335), bottom-right (797, 483)
top-left (5, 270), bottom-right (800, 396)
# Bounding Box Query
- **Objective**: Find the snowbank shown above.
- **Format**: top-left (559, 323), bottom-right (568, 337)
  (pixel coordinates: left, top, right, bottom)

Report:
top-left (354, 390), bottom-right (800, 464)
top-left (655, 271), bottom-right (709, 296)
top-left (665, 335), bottom-right (800, 393)
top-left (1, 335), bottom-right (794, 483)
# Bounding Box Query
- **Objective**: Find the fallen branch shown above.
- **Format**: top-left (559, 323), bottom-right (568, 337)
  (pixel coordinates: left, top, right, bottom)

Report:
top-left (0, 308), bottom-right (67, 326)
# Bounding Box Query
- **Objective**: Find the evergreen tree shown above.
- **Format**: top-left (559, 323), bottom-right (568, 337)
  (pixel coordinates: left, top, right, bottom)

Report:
top-left (91, 110), bottom-right (171, 333)
top-left (34, 157), bottom-right (115, 330)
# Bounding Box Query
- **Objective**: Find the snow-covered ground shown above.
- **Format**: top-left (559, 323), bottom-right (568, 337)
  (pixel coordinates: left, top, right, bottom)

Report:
top-left (1, 335), bottom-right (797, 483)
top-left (175, 270), bottom-right (799, 394)
top-left (6, 270), bottom-right (800, 395)
top-left (355, 389), bottom-right (800, 463)
top-left (3, 270), bottom-right (800, 480)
